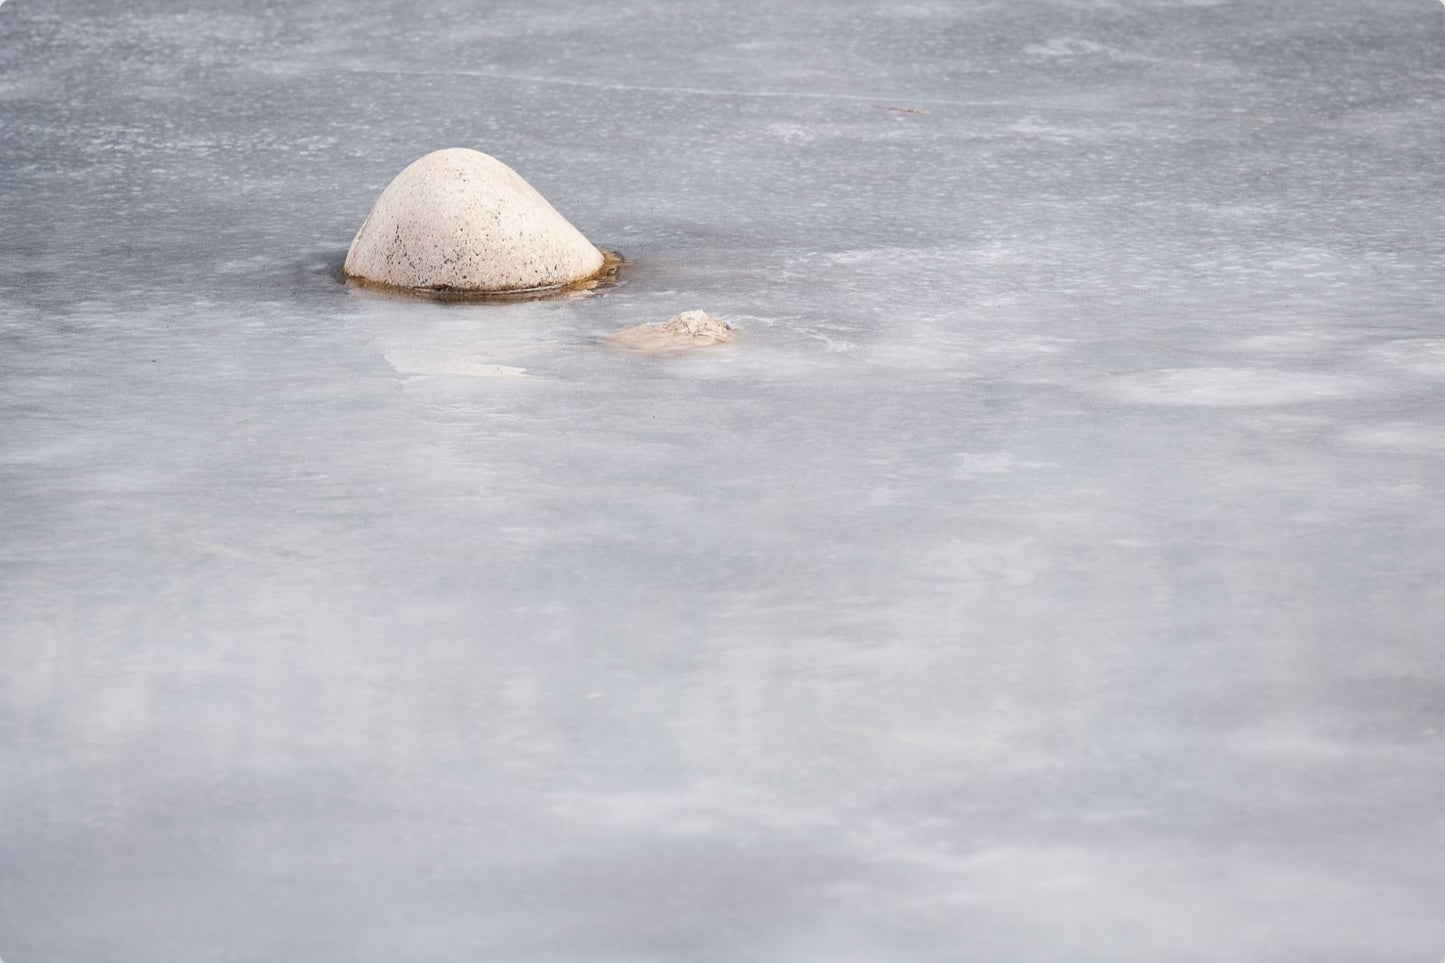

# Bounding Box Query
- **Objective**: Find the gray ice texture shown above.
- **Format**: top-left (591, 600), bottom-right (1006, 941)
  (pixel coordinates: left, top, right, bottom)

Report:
top-left (0, 1), bottom-right (1442, 961)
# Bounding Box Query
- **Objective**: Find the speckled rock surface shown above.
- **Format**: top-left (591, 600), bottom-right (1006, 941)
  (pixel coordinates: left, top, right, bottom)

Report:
top-left (342, 148), bottom-right (604, 294)
top-left (610, 310), bottom-right (733, 354)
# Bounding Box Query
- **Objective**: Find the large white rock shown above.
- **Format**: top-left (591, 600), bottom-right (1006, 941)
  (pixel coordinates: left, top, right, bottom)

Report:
top-left (342, 148), bottom-right (604, 295)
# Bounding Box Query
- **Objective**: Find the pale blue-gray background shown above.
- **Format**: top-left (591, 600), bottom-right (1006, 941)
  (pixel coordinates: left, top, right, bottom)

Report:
top-left (1, 1), bottom-right (1442, 960)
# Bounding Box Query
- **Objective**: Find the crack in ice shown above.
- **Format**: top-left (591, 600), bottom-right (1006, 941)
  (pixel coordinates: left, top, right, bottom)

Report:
top-left (341, 66), bottom-right (993, 107)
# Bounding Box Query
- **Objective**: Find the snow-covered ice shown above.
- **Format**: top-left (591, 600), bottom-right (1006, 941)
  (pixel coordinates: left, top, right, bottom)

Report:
top-left (0, 0), bottom-right (1442, 960)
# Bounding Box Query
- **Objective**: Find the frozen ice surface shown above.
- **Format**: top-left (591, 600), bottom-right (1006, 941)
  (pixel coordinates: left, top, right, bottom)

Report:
top-left (1, 0), bottom-right (1442, 960)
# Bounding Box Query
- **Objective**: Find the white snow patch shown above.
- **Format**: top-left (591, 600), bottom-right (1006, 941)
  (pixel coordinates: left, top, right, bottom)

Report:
top-left (383, 349), bottom-right (527, 378)
top-left (1097, 367), bottom-right (1368, 407)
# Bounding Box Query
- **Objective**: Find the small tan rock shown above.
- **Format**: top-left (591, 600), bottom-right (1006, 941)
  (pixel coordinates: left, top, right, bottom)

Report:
top-left (342, 148), bottom-right (604, 295)
top-left (609, 310), bottom-right (734, 354)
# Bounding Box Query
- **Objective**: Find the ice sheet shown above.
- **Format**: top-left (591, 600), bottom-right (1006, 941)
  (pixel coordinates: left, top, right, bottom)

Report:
top-left (1, 0), bottom-right (1442, 960)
